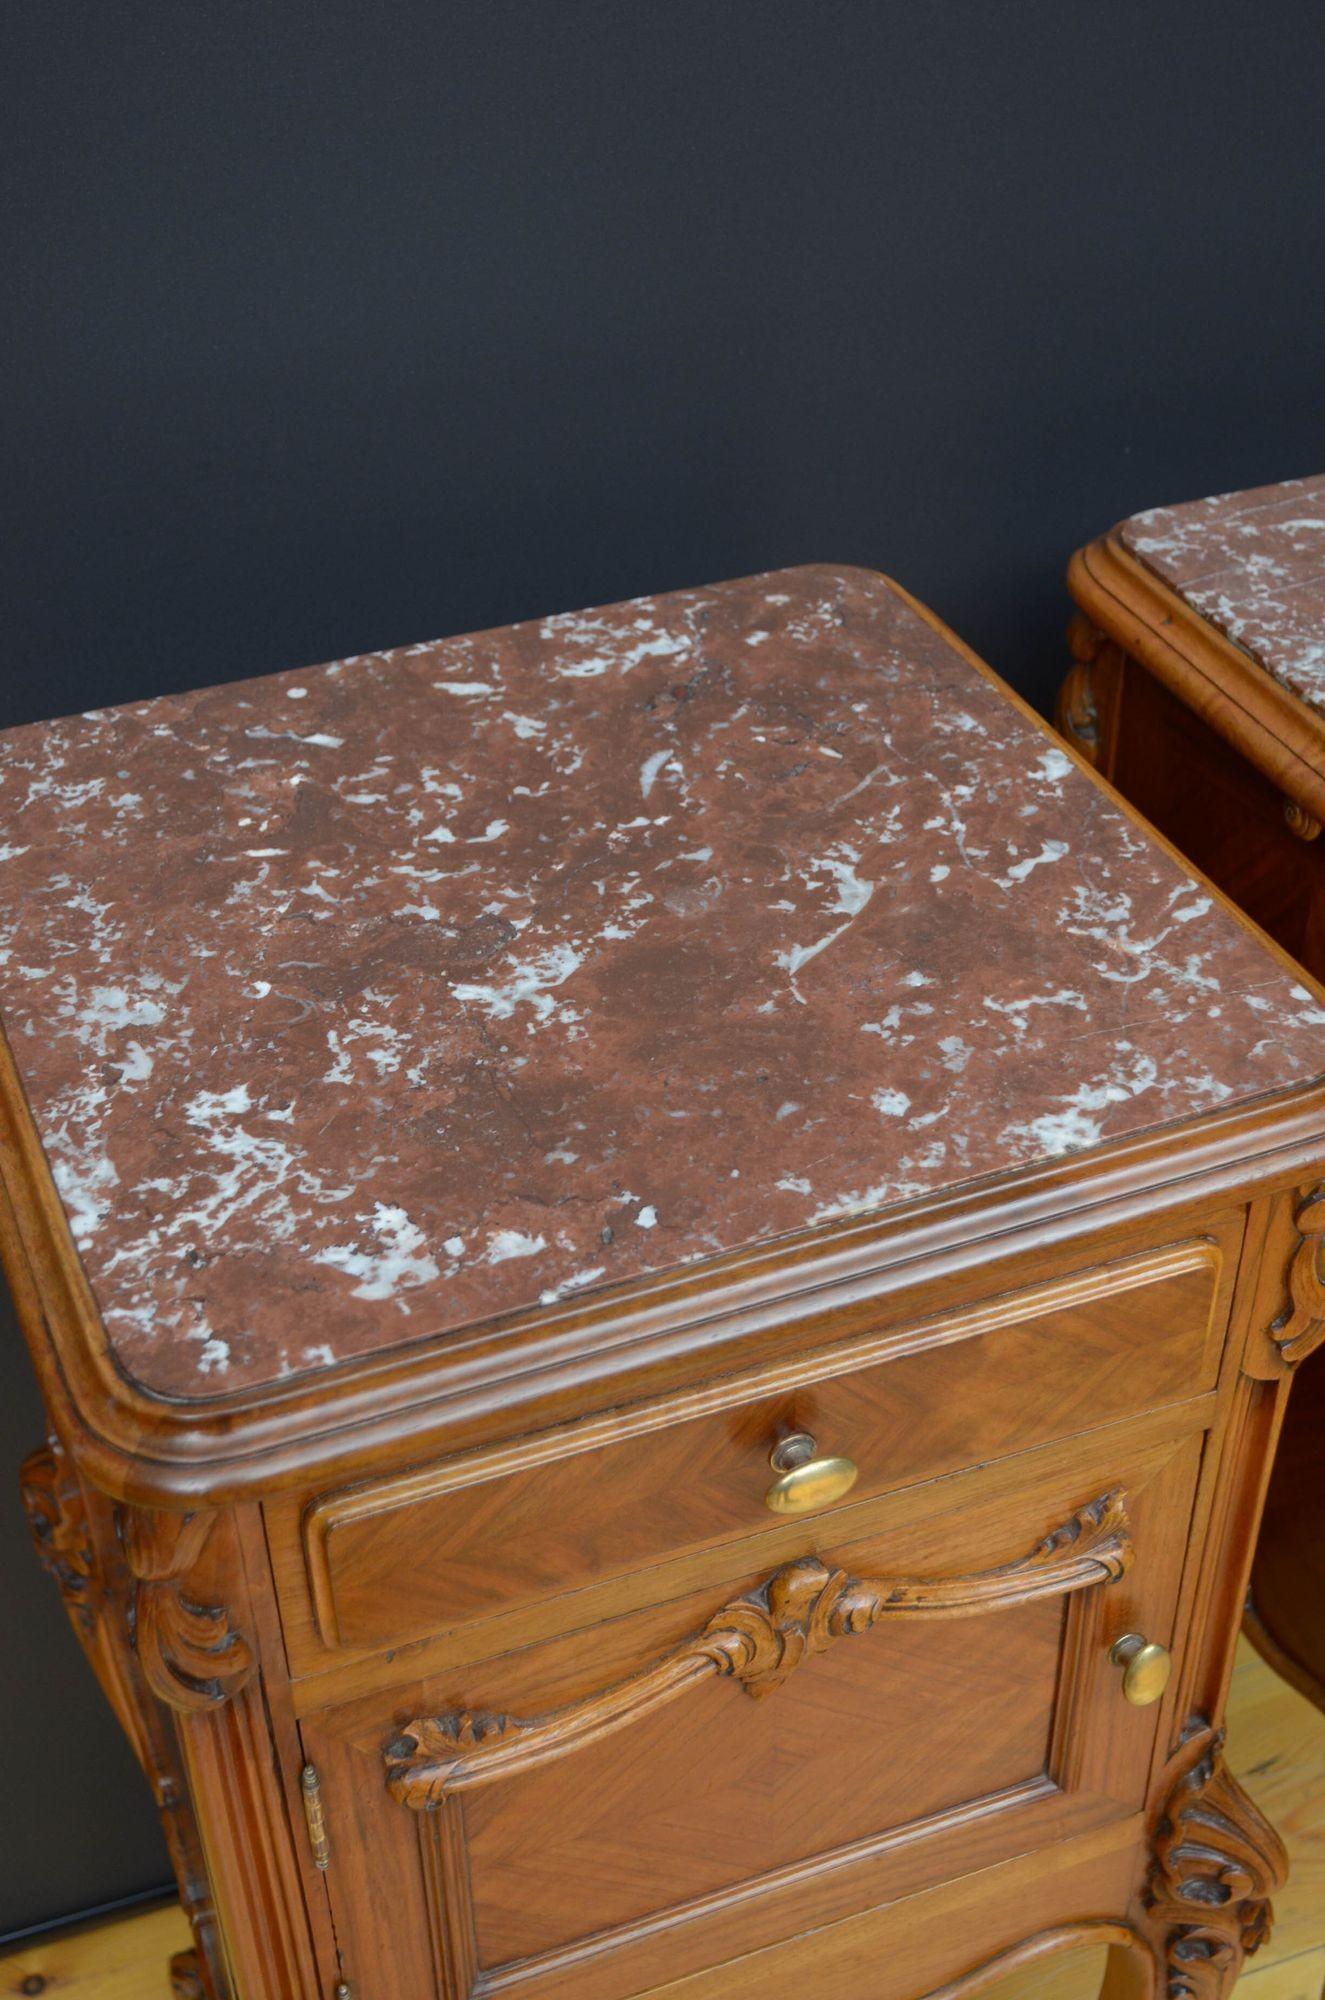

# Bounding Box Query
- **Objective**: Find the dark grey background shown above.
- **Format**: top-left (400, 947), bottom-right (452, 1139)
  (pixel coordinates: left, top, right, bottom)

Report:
top-left (4, 0), bottom-right (1325, 1940)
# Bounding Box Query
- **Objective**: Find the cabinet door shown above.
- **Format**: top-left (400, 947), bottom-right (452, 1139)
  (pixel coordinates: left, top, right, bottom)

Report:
top-left (301, 1418), bottom-right (1201, 2000)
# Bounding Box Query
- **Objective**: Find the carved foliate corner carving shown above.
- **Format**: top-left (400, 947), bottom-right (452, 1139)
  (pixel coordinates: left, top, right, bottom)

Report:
top-left (1282, 796), bottom-right (1322, 842)
top-left (120, 1506), bottom-right (254, 1712)
top-left (19, 1434), bottom-right (99, 1635)
top-left (1270, 1185), bottom-right (1325, 1370)
top-left (1056, 616), bottom-right (1106, 766)
top-left (1144, 1716), bottom-right (1287, 2000)
top-left (170, 1949), bottom-right (208, 2000)
top-left (388, 1491), bottom-right (1130, 1808)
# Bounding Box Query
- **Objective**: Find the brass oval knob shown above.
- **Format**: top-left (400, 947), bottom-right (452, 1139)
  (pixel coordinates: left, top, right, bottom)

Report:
top-left (764, 1433), bottom-right (859, 1515)
top-left (1110, 1633), bottom-right (1172, 1707)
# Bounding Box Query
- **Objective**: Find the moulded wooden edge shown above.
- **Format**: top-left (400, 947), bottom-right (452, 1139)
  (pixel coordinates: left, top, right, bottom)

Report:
top-left (4, 572), bottom-right (1325, 1508)
top-left (1068, 533), bottom-right (1325, 824)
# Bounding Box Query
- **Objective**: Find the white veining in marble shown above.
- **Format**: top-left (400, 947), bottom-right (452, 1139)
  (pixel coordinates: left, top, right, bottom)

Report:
top-left (1124, 473), bottom-right (1325, 713)
top-left (1, 563), bottom-right (1324, 1397)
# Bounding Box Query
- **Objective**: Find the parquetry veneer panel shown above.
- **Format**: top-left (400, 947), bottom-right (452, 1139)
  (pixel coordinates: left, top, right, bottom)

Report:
top-left (297, 1232), bottom-right (1229, 1657)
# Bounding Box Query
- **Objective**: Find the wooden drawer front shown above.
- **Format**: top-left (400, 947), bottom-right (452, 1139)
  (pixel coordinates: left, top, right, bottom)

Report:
top-left (302, 1418), bottom-right (1200, 2000)
top-left (290, 1233), bottom-right (1230, 1663)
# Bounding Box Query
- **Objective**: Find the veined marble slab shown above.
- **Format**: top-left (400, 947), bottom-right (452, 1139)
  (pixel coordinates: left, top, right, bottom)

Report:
top-left (1121, 472), bottom-right (1325, 714)
top-left (2, 565), bottom-right (1323, 1398)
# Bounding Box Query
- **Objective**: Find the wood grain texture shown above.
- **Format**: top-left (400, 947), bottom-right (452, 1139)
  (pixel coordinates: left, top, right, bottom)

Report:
top-left (0, 1902), bottom-right (193, 1999)
top-left (298, 1240), bottom-right (1219, 1659)
top-left (385, 1491), bottom-right (1131, 1808)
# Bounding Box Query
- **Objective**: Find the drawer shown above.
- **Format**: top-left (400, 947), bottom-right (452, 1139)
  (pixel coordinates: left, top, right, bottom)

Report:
top-left (278, 1225), bottom-right (1235, 1665)
top-left (300, 1415), bottom-right (1201, 2000)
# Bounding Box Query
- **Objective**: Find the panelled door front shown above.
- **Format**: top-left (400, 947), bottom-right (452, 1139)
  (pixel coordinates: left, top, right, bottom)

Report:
top-left (301, 1412), bottom-right (1203, 2000)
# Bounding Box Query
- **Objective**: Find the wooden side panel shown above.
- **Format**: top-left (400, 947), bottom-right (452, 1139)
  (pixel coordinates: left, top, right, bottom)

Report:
top-left (1107, 658), bottom-right (1325, 979)
top-left (288, 1233), bottom-right (1232, 1662)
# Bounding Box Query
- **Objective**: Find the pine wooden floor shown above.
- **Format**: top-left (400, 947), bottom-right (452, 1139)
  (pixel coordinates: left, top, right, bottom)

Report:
top-left (2, 1641), bottom-right (1321, 1999)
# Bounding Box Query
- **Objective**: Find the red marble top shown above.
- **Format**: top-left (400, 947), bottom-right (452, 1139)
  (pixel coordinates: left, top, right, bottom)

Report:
top-left (1120, 473), bottom-right (1325, 714)
top-left (2, 565), bottom-right (1324, 1401)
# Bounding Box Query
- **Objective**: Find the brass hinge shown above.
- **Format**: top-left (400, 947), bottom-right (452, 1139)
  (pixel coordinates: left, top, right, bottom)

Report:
top-left (301, 1762), bottom-right (331, 1871)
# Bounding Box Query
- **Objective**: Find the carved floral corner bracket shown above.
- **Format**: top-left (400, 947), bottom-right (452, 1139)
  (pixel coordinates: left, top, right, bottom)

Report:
top-left (1269, 1185), bottom-right (1325, 1370)
top-left (386, 1489), bottom-right (1131, 1810)
top-left (119, 1506), bottom-right (255, 1712)
top-left (19, 1434), bottom-right (99, 1636)
top-left (1144, 1716), bottom-right (1288, 2000)
top-left (1055, 616), bottom-right (1107, 767)
top-left (169, 1949), bottom-right (207, 2000)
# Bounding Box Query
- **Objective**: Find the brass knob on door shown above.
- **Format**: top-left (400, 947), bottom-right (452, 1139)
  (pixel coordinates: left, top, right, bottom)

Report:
top-left (1110, 1633), bottom-right (1173, 1707)
top-left (764, 1433), bottom-right (859, 1515)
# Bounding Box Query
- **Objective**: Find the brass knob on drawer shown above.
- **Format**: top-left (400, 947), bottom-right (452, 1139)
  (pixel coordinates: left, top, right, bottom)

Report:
top-left (1110, 1633), bottom-right (1173, 1707)
top-left (764, 1433), bottom-right (859, 1515)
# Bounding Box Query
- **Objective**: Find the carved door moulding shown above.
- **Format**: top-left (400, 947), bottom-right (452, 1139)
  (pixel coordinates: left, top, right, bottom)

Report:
top-left (386, 1490), bottom-right (1131, 1808)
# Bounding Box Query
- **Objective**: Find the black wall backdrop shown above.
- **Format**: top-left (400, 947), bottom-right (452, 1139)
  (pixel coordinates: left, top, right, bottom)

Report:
top-left (5, 0), bottom-right (1325, 1939)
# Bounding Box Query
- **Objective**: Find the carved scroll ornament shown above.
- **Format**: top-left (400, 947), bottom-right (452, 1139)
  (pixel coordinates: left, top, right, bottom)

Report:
top-left (19, 1435), bottom-right (98, 1636)
top-left (1270, 1185), bottom-right (1325, 1369)
top-left (1055, 617), bottom-right (1106, 767)
top-left (120, 1506), bottom-right (254, 1712)
top-left (387, 1490), bottom-right (1130, 1809)
top-left (1145, 1716), bottom-right (1288, 2000)
top-left (169, 1949), bottom-right (208, 2000)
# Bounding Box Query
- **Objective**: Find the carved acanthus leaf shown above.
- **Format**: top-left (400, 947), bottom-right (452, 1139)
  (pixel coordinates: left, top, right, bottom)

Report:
top-left (120, 1507), bottom-right (254, 1712)
top-left (1270, 1186), bottom-right (1325, 1369)
top-left (169, 1949), bottom-right (208, 2000)
top-left (1145, 1716), bottom-right (1288, 2000)
top-left (1056, 617), bottom-right (1107, 766)
top-left (19, 1435), bottom-right (98, 1634)
top-left (1282, 796), bottom-right (1322, 842)
top-left (387, 1490), bottom-right (1130, 1809)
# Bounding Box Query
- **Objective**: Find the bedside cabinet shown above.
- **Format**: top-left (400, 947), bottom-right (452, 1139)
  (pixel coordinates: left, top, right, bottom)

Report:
top-left (6, 564), bottom-right (1324, 2000)
top-left (1065, 480), bottom-right (1325, 1723)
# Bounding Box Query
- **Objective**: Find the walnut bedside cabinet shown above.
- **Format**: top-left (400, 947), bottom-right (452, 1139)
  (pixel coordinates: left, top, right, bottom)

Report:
top-left (6, 565), bottom-right (1325, 2000)
top-left (1064, 480), bottom-right (1325, 1727)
